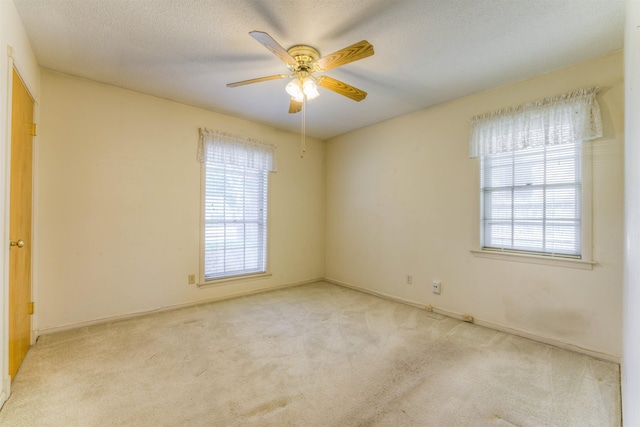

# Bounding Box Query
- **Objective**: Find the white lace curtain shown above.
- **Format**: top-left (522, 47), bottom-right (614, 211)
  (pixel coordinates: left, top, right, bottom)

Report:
top-left (197, 128), bottom-right (277, 172)
top-left (468, 87), bottom-right (602, 158)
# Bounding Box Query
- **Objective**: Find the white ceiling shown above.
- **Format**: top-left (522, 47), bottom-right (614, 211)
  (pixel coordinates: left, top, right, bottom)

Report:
top-left (14, 0), bottom-right (625, 140)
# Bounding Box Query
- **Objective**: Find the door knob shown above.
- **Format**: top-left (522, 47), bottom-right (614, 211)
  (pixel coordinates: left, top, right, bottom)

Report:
top-left (9, 240), bottom-right (24, 248)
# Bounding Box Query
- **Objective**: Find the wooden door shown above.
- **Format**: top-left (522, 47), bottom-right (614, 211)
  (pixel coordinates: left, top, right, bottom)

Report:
top-left (9, 68), bottom-right (34, 379)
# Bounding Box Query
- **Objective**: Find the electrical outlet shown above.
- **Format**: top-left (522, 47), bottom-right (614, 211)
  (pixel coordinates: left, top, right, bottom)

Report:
top-left (406, 275), bottom-right (413, 285)
top-left (432, 281), bottom-right (441, 294)
top-left (425, 305), bottom-right (434, 312)
top-left (462, 315), bottom-right (474, 323)
top-left (188, 274), bottom-right (196, 285)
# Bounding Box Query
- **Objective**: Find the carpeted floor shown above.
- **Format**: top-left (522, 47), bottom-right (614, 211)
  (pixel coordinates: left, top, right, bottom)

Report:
top-left (0, 281), bottom-right (621, 426)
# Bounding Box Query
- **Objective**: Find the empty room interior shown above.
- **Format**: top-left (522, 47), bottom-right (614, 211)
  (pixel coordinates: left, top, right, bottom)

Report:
top-left (1, 0), bottom-right (640, 425)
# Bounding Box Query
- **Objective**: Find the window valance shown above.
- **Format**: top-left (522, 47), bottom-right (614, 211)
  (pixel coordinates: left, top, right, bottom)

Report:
top-left (468, 87), bottom-right (602, 158)
top-left (197, 128), bottom-right (277, 172)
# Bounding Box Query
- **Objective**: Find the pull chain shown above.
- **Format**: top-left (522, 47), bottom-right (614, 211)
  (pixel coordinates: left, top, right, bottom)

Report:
top-left (301, 96), bottom-right (307, 158)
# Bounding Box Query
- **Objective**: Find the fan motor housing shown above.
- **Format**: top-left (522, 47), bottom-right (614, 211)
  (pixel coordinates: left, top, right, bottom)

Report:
top-left (287, 45), bottom-right (320, 72)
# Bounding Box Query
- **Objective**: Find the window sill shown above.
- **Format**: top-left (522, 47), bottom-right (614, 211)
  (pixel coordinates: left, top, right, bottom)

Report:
top-left (470, 249), bottom-right (596, 270)
top-left (198, 272), bottom-right (272, 288)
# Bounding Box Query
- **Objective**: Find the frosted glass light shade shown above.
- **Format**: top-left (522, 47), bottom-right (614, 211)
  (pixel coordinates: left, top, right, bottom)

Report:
top-left (302, 77), bottom-right (319, 100)
top-left (286, 80), bottom-right (304, 102)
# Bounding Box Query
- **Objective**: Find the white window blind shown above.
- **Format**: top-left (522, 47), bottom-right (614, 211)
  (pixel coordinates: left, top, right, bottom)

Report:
top-left (481, 141), bottom-right (582, 256)
top-left (198, 129), bottom-right (276, 281)
top-left (204, 162), bottom-right (268, 279)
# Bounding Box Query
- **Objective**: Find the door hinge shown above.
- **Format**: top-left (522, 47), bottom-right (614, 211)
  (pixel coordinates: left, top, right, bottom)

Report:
top-left (28, 123), bottom-right (37, 136)
top-left (28, 302), bottom-right (34, 315)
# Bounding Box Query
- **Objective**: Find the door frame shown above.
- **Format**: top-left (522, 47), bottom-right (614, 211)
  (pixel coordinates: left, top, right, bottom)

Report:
top-left (2, 48), bottom-right (39, 401)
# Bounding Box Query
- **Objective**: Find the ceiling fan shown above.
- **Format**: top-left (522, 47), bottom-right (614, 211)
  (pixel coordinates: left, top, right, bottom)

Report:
top-left (227, 31), bottom-right (375, 114)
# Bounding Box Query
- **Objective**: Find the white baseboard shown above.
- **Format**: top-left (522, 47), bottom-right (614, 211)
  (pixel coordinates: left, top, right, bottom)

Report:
top-left (34, 276), bottom-right (621, 364)
top-left (37, 278), bottom-right (322, 336)
top-left (324, 277), bottom-right (621, 364)
top-left (0, 375), bottom-right (10, 410)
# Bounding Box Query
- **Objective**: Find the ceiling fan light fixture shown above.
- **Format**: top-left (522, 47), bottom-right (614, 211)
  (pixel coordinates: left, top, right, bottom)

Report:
top-left (287, 77), bottom-right (319, 102)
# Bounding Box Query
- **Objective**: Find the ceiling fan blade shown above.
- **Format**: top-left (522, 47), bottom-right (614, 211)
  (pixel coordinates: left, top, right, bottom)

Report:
top-left (316, 40), bottom-right (374, 71)
top-left (226, 74), bottom-right (289, 87)
top-left (249, 31), bottom-right (298, 67)
top-left (289, 99), bottom-right (302, 114)
top-left (317, 76), bottom-right (367, 102)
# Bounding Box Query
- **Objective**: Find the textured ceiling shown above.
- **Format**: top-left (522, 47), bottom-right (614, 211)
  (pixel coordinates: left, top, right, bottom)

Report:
top-left (14, 0), bottom-right (625, 140)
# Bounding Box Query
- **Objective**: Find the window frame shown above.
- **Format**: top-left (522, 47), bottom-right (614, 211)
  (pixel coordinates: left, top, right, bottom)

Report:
top-left (471, 142), bottom-right (594, 270)
top-left (198, 158), bottom-right (272, 286)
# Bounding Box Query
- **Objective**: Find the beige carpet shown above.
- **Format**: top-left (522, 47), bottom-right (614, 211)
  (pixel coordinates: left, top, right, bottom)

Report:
top-left (0, 281), bottom-right (621, 426)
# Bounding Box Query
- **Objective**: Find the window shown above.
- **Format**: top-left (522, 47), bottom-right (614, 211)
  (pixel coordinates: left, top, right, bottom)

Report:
top-left (204, 161), bottom-right (268, 279)
top-left (469, 87), bottom-right (602, 260)
top-left (480, 141), bottom-right (581, 256)
top-left (198, 129), bottom-right (276, 281)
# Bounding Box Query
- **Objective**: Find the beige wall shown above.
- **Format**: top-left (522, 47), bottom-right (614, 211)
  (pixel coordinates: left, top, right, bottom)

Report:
top-left (623, 0), bottom-right (640, 423)
top-left (325, 51), bottom-right (624, 358)
top-left (36, 71), bottom-right (324, 331)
